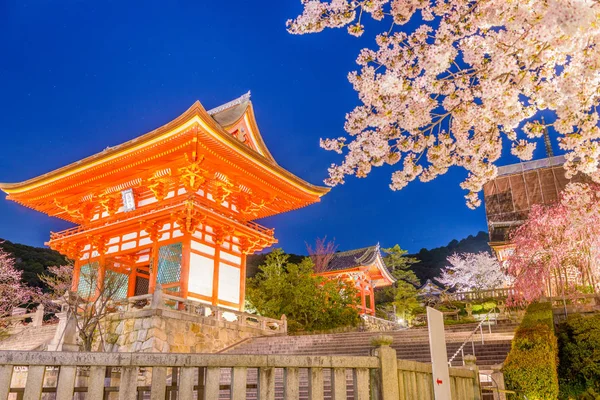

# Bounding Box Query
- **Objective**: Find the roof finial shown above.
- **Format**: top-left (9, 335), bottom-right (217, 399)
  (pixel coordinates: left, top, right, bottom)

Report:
top-left (207, 91), bottom-right (252, 115)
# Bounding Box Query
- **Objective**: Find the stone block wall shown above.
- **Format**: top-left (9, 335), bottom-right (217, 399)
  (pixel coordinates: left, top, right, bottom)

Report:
top-left (101, 308), bottom-right (277, 354)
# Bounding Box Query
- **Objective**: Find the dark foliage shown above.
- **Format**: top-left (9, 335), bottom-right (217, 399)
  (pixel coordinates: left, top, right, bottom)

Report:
top-left (0, 239), bottom-right (68, 289)
top-left (557, 314), bottom-right (600, 399)
top-left (246, 252), bottom-right (304, 278)
top-left (503, 302), bottom-right (559, 400)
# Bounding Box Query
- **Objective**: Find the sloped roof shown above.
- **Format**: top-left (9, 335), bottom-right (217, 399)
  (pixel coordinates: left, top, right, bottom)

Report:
top-left (326, 245), bottom-right (381, 272)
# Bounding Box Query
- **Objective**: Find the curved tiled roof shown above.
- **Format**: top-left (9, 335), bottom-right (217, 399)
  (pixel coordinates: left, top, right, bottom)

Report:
top-left (326, 245), bottom-right (381, 272)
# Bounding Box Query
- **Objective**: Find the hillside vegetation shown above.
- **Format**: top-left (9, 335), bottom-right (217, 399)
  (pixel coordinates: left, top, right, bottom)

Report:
top-left (0, 239), bottom-right (68, 289)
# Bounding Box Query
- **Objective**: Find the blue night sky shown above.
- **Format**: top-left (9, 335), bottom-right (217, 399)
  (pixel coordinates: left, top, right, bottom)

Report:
top-left (0, 1), bottom-right (548, 254)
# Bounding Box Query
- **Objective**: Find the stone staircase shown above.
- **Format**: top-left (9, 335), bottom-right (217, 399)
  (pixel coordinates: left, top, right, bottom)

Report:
top-left (224, 321), bottom-right (518, 370)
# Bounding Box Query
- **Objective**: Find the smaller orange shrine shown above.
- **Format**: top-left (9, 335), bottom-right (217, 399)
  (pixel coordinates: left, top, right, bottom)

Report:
top-left (0, 92), bottom-right (329, 311)
top-left (318, 245), bottom-right (395, 315)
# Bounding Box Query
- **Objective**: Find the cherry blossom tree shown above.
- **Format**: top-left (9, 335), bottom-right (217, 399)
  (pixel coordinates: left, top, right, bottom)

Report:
top-left (306, 236), bottom-right (338, 273)
top-left (0, 248), bottom-right (41, 334)
top-left (437, 251), bottom-right (510, 292)
top-left (507, 183), bottom-right (600, 303)
top-left (288, 1), bottom-right (600, 208)
top-left (40, 263), bottom-right (129, 351)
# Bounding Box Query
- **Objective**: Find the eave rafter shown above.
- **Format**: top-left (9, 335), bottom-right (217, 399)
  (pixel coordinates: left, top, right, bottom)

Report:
top-left (48, 194), bottom-right (276, 251)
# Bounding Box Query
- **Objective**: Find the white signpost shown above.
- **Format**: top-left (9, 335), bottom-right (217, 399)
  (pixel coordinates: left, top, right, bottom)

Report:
top-left (427, 307), bottom-right (451, 400)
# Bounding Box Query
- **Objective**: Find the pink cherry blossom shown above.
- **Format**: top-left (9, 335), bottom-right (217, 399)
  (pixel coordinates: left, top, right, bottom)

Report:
top-left (288, 0), bottom-right (600, 208)
top-left (507, 183), bottom-right (600, 304)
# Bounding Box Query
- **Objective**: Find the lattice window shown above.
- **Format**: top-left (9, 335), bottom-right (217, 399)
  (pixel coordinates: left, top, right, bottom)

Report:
top-left (135, 276), bottom-right (149, 296)
top-left (105, 269), bottom-right (128, 300)
top-left (77, 262), bottom-right (99, 298)
top-left (157, 242), bottom-right (182, 286)
top-left (77, 262), bottom-right (128, 299)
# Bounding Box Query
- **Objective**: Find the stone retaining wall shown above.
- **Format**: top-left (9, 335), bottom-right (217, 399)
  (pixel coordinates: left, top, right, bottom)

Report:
top-left (102, 307), bottom-right (277, 353)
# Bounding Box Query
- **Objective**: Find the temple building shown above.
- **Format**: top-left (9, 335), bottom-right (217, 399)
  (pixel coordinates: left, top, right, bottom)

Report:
top-left (0, 93), bottom-right (329, 312)
top-left (318, 244), bottom-right (395, 315)
top-left (482, 155), bottom-right (588, 262)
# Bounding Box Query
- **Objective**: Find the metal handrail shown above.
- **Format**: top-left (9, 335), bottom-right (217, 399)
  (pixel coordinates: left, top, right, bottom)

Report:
top-left (448, 309), bottom-right (496, 366)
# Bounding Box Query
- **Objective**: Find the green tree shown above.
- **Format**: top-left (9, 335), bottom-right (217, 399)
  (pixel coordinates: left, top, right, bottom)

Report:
top-left (247, 249), bottom-right (360, 333)
top-left (376, 245), bottom-right (421, 322)
top-left (383, 244), bottom-right (419, 285)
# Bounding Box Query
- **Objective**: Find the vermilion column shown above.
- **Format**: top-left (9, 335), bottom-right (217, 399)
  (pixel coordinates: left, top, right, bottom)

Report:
top-left (239, 253), bottom-right (247, 311)
top-left (212, 245), bottom-right (221, 306)
top-left (147, 223), bottom-right (160, 294)
top-left (71, 260), bottom-right (81, 292)
top-left (360, 284), bottom-right (367, 315)
top-left (369, 284), bottom-right (375, 315)
top-left (180, 235), bottom-right (191, 299)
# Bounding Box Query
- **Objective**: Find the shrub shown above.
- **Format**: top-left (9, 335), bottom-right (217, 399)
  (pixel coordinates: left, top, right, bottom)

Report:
top-left (503, 302), bottom-right (559, 399)
top-left (557, 314), bottom-right (600, 398)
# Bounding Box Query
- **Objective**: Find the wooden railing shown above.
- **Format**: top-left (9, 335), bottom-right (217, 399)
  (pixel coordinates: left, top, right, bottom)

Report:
top-left (118, 290), bottom-right (286, 334)
top-left (0, 337), bottom-right (481, 400)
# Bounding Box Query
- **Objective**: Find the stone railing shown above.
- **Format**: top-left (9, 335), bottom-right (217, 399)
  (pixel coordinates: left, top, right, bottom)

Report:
top-left (446, 287), bottom-right (516, 302)
top-left (0, 306), bottom-right (44, 333)
top-left (120, 290), bottom-right (286, 334)
top-left (0, 337), bottom-right (481, 400)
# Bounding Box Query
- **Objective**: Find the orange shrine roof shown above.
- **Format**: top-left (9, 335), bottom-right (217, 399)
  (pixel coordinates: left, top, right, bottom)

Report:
top-left (0, 93), bottom-right (329, 221)
top-left (319, 244), bottom-right (396, 288)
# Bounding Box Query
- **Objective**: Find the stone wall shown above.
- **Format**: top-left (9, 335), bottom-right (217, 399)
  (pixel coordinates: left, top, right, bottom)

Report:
top-left (101, 307), bottom-right (279, 354)
top-left (359, 315), bottom-right (401, 332)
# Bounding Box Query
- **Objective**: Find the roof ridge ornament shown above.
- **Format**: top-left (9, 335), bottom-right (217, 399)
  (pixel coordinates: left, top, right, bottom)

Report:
top-left (207, 91), bottom-right (251, 115)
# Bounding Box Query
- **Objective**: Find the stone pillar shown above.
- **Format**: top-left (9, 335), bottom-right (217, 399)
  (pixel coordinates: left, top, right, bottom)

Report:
top-left (463, 355), bottom-right (482, 400)
top-left (47, 298), bottom-right (79, 352)
top-left (370, 335), bottom-right (399, 400)
top-left (491, 364), bottom-right (506, 400)
top-left (32, 305), bottom-right (44, 328)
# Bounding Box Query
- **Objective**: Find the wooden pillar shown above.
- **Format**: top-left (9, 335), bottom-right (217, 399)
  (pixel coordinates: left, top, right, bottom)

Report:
top-left (127, 266), bottom-right (137, 297)
top-left (146, 222), bottom-right (160, 294)
top-left (94, 237), bottom-right (107, 299)
top-left (180, 236), bottom-right (191, 299)
top-left (369, 284), bottom-right (375, 315)
top-left (239, 253), bottom-right (247, 311)
top-left (96, 253), bottom-right (106, 299)
top-left (360, 283), bottom-right (366, 315)
top-left (71, 260), bottom-right (81, 292)
top-left (212, 246), bottom-right (221, 306)
top-left (149, 240), bottom-right (159, 294)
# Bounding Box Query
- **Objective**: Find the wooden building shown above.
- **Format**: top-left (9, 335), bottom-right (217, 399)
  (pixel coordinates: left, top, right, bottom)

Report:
top-left (318, 244), bottom-right (395, 315)
top-left (0, 93), bottom-right (328, 311)
top-left (482, 155), bottom-right (588, 261)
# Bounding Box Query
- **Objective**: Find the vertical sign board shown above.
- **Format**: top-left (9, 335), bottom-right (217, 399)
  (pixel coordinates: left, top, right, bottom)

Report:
top-left (427, 307), bottom-right (451, 400)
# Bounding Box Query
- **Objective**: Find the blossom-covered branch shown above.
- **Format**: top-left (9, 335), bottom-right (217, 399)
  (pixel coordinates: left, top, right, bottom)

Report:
top-left (289, 0), bottom-right (600, 208)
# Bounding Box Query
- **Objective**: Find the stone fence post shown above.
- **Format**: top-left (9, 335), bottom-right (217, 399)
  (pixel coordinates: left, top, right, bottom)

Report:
top-left (150, 285), bottom-right (163, 309)
top-left (491, 364), bottom-right (507, 400)
top-left (370, 335), bottom-right (399, 400)
top-left (281, 314), bottom-right (287, 334)
top-left (32, 305), bottom-right (44, 328)
top-left (463, 355), bottom-right (482, 400)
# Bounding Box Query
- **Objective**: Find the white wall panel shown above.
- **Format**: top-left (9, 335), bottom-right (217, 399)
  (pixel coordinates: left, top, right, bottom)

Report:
top-left (220, 251), bottom-right (241, 265)
top-left (218, 263), bottom-right (240, 304)
top-left (188, 253), bottom-right (214, 297)
top-left (191, 240), bottom-right (215, 256)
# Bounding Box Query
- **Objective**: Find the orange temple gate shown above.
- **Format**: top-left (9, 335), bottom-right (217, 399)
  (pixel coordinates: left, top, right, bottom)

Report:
top-left (318, 245), bottom-right (395, 315)
top-left (0, 93), bottom-right (328, 311)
